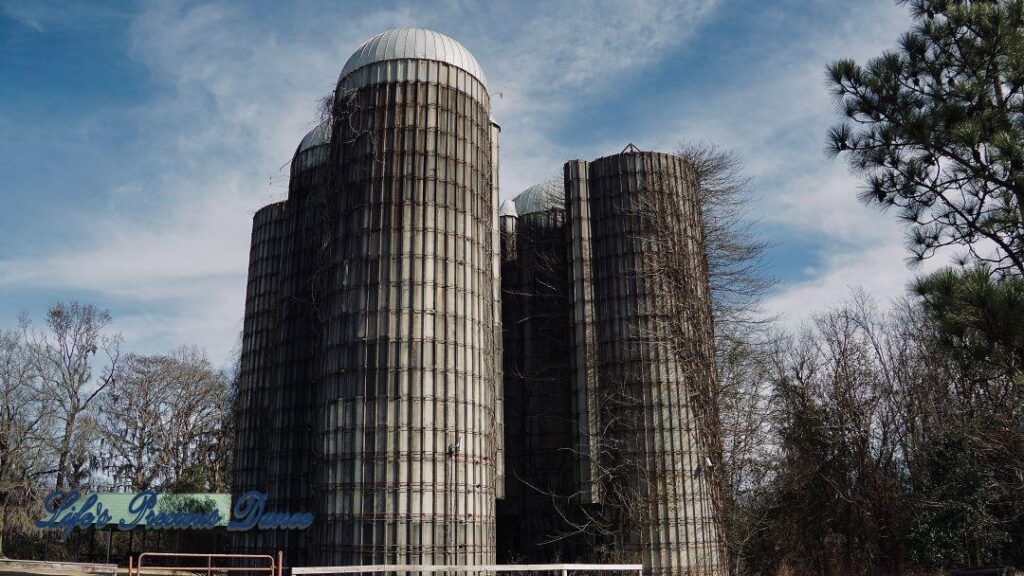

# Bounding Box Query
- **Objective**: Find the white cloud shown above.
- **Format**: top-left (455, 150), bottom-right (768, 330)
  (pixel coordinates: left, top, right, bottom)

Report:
top-left (765, 242), bottom-right (948, 330)
top-left (5, 0), bottom-right (962, 361)
top-left (2, 2), bottom-right (44, 31)
top-left (1, 1), bottom-right (129, 31)
top-left (625, 0), bottom-right (967, 324)
top-left (473, 0), bottom-right (721, 196)
top-left (1, 0), bottom-right (720, 365)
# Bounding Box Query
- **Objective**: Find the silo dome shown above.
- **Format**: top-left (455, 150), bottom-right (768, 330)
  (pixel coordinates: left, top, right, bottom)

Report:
top-left (339, 27), bottom-right (488, 89)
top-left (512, 180), bottom-right (564, 216)
top-left (292, 119), bottom-right (332, 172)
top-left (498, 199), bottom-right (518, 218)
top-left (296, 119), bottom-right (331, 154)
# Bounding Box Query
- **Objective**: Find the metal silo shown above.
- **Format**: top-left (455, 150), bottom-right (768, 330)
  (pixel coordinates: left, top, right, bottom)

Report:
top-left (268, 121), bottom-right (333, 565)
top-left (233, 200), bottom-right (288, 554)
top-left (497, 200), bottom-right (517, 259)
top-left (565, 149), bottom-right (726, 576)
top-left (496, 181), bottom-right (582, 561)
top-left (490, 121), bottom-right (504, 503)
top-left (313, 28), bottom-right (500, 567)
top-left (233, 123), bottom-right (332, 563)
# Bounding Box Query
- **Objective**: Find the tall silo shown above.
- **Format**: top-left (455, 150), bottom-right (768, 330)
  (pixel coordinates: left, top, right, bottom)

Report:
top-left (233, 200), bottom-right (288, 554)
top-left (496, 181), bottom-right (583, 561)
top-left (565, 149), bottom-right (726, 576)
top-left (313, 28), bottom-right (500, 566)
top-left (233, 123), bottom-right (333, 563)
top-left (489, 122), bottom-right (504, 502)
top-left (268, 121), bottom-right (333, 565)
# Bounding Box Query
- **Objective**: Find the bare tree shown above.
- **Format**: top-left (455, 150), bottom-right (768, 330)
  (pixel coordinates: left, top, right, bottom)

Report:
top-left (96, 354), bottom-right (168, 490)
top-left (0, 324), bottom-right (55, 558)
top-left (675, 143), bottom-right (779, 572)
top-left (160, 347), bottom-right (232, 492)
top-left (736, 285), bottom-right (1024, 576)
top-left (26, 302), bottom-right (121, 492)
top-left (679, 142), bottom-right (775, 344)
top-left (97, 347), bottom-right (233, 492)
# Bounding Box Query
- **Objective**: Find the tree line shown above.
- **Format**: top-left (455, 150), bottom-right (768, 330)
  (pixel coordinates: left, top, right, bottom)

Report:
top-left (719, 276), bottom-right (1024, 575)
top-left (720, 1), bottom-right (1024, 573)
top-left (0, 302), bottom-right (234, 559)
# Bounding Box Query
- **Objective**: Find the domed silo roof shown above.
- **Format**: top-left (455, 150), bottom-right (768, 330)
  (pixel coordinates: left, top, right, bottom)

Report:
top-left (498, 199), bottom-right (518, 218)
top-left (296, 119), bottom-right (332, 155)
top-left (339, 27), bottom-right (487, 89)
top-left (512, 180), bottom-right (564, 216)
top-left (292, 119), bottom-right (332, 173)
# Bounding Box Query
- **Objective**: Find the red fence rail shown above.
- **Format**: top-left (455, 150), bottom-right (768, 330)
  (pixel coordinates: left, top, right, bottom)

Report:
top-left (130, 551), bottom-right (282, 576)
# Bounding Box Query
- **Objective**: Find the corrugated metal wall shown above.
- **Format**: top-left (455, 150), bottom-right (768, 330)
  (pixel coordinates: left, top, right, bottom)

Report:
top-left (564, 161), bottom-right (601, 505)
top-left (311, 59), bottom-right (499, 566)
top-left (233, 200), bottom-right (288, 555)
top-left (490, 121), bottom-right (504, 502)
top-left (270, 136), bottom-right (332, 565)
top-left (497, 203), bottom-right (585, 562)
top-left (233, 133), bottom-right (331, 565)
top-left (565, 151), bottom-right (725, 576)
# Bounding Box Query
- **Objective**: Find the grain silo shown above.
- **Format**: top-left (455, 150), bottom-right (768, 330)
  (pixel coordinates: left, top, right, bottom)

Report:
top-left (311, 27), bottom-right (501, 567)
top-left (496, 181), bottom-right (585, 562)
top-left (233, 122), bottom-right (332, 565)
top-left (233, 200), bottom-right (288, 555)
top-left (269, 121), bottom-right (333, 564)
top-left (234, 27), bottom-right (501, 566)
top-left (233, 26), bottom-right (727, 574)
top-left (564, 148), bottom-right (726, 576)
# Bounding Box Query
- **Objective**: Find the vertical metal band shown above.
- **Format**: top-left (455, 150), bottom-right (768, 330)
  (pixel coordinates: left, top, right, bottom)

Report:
top-left (564, 160), bottom-right (601, 504)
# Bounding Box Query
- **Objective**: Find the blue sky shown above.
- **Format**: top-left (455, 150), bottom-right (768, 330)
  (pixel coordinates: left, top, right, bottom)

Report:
top-left (0, 0), bottom-right (947, 367)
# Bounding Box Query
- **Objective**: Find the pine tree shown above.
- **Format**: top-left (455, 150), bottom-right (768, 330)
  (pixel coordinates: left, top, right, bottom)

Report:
top-left (828, 0), bottom-right (1024, 276)
top-left (912, 264), bottom-right (1024, 374)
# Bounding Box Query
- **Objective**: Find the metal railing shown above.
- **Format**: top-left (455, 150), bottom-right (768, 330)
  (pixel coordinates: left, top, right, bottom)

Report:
top-left (292, 564), bottom-right (644, 576)
top-left (131, 552), bottom-right (282, 576)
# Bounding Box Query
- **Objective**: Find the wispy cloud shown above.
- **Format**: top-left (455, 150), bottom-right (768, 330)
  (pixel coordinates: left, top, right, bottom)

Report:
top-left (1, 1), bottom-right (130, 32)
top-left (2, 1), bottom-right (44, 31)
top-left (621, 0), bottom-right (949, 328)
top-left (765, 243), bottom-right (948, 327)
top-left (2, 0), bottom-right (961, 362)
top-left (471, 0), bottom-right (722, 194)
top-left (1, 0), bottom-right (720, 364)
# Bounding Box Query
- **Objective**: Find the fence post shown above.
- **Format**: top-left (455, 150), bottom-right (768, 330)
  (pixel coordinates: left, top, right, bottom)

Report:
top-left (128, 556), bottom-right (133, 576)
top-left (278, 550), bottom-right (284, 576)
